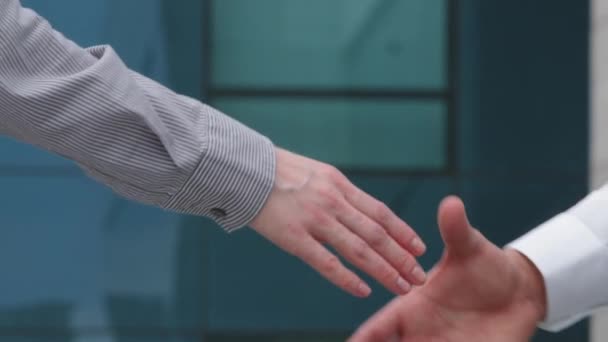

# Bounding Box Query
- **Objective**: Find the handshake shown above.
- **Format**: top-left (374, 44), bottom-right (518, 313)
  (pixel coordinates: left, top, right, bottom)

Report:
top-left (347, 196), bottom-right (547, 342)
top-left (251, 150), bottom-right (606, 342)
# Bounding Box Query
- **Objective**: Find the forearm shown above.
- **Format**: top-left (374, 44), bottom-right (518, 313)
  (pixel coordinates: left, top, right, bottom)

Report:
top-left (0, 0), bottom-right (275, 230)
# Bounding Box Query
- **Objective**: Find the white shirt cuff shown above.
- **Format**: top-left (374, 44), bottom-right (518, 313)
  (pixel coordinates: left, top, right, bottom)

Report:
top-left (508, 213), bottom-right (608, 332)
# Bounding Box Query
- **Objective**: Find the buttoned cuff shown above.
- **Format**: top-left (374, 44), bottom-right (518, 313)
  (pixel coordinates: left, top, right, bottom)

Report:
top-left (164, 104), bottom-right (276, 232)
top-left (508, 213), bottom-right (608, 332)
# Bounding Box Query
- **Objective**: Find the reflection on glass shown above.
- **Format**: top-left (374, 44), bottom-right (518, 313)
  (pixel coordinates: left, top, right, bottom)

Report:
top-left (215, 98), bottom-right (446, 169)
top-left (212, 0), bottom-right (445, 89)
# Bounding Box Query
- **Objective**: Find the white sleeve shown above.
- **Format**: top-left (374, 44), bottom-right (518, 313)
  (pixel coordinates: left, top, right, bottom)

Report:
top-left (508, 184), bottom-right (608, 332)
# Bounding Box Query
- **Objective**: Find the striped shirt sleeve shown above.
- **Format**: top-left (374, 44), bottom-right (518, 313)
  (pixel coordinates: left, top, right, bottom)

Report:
top-left (0, 0), bottom-right (276, 231)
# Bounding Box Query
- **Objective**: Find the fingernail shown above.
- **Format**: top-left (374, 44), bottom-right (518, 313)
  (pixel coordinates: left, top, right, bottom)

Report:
top-left (411, 238), bottom-right (426, 254)
top-left (397, 277), bottom-right (411, 293)
top-left (411, 266), bottom-right (426, 284)
top-left (358, 283), bottom-right (372, 297)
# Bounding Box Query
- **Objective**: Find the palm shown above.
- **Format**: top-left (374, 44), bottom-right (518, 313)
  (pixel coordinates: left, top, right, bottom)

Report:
top-left (349, 197), bottom-right (545, 342)
top-left (379, 245), bottom-right (534, 341)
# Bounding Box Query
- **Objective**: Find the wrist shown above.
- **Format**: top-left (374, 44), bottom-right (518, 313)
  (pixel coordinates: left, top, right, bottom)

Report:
top-left (505, 248), bottom-right (547, 322)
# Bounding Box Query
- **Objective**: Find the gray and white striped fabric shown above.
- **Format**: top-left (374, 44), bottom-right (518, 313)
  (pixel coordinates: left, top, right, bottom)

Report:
top-left (0, 0), bottom-right (276, 231)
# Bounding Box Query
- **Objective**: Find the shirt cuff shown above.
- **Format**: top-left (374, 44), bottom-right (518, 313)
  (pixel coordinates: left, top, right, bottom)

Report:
top-left (508, 213), bottom-right (608, 332)
top-left (163, 104), bottom-right (276, 232)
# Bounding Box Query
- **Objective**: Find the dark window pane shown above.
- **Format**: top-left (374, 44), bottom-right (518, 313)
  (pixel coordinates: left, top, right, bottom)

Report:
top-left (212, 0), bottom-right (446, 89)
top-left (207, 336), bottom-right (348, 342)
top-left (214, 97), bottom-right (446, 169)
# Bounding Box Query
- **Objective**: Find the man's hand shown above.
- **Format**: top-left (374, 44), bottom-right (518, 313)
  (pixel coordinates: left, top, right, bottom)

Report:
top-left (348, 196), bottom-right (547, 341)
top-left (251, 148), bottom-right (427, 297)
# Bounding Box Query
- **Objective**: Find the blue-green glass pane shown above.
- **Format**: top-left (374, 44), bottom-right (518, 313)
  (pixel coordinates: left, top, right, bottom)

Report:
top-left (0, 138), bottom-right (75, 167)
top-left (212, 0), bottom-right (446, 89)
top-left (2, 0), bottom-right (208, 340)
top-left (207, 335), bottom-right (348, 342)
top-left (0, 176), bottom-right (199, 334)
top-left (0, 337), bottom-right (72, 342)
top-left (111, 335), bottom-right (204, 342)
top-left (214, 97), bottom-right (446, 169)
top-left (204, 177), bottom-right (451, 332)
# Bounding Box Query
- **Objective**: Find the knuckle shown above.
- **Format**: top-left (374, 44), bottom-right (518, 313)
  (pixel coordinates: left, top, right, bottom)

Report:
top-left (285, 225), bottom-right (307, 242)
top-left (284, 228), bottom-right (308, 256)
top-left (306, 205), bottom-right (332, 226)
top-left (367, 225), bottom-right (389, 248)
top-left (319, 188), bottom-right (342, 211)
top-left (325, 194), bottom-right (341, 211)
top-left (321, 255), bottom-right (342, 275)
top-left (315, 212), bottom-right (332, 227)
top-left (351, 239), bottom-right (370, 261)
top-left (345, 277), bottom-right (362, 293)
top-left (322, 165), bottom-right (349, 187)
top-left (397, 253), bottom-right (415, 272)
top-left (332, 170), bottom-right (348, 187)
top-left (375, 203), bottom-right (393, 223)
top-left (344, 186), bottom-right (362, 203)
top-left (351, 212), bottom-right (367, 227)
top-left (321, 164), bottom-right (340, 179)
top-left (380, 267), bottom-right (399, 284)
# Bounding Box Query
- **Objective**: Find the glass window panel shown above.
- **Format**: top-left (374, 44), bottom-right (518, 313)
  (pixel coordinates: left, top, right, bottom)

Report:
top-left (0, 337), bottom-right (72, 342)
top-left (0, 177), bottom-right (204, 336)
top-left (207, 336), bottom-right (348, 342)
top-left (0, 138), bottom-right (75, 167)
top-left (214, 97), bottom-right (446, 169)
top-left (2, 0), bottom-right (208, 340)
top-left (212, 0), bottom-right (446, 89)
top-left (204, 178), bottom-right (452, 332)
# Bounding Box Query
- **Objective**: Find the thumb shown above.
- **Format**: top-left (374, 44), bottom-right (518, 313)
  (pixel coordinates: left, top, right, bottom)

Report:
top-left (437, 196), bottom-right (480, 256)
